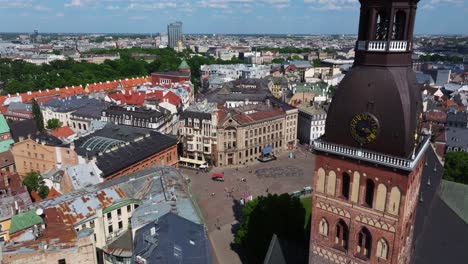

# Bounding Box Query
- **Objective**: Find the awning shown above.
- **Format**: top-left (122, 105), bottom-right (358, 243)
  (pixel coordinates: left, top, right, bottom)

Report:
top-left (179, 157), bottom-right (206, 166)
top-left (263, 145), bottom-right (273, 155)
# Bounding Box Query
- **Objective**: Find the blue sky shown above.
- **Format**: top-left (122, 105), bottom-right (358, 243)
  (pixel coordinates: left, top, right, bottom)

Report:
top-left (0, 0), bottom-right (466, 34)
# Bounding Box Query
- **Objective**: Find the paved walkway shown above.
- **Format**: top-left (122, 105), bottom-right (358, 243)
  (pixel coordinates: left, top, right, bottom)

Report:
top-left (181, 147), bottom-right (315, 264)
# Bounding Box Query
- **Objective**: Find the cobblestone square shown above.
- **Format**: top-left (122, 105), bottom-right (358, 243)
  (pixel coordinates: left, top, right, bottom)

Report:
top-left (180, 146), bottom-right (315, 264)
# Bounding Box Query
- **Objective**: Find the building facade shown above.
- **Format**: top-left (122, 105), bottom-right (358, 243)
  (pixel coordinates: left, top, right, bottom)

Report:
top-left (11, 137), bottom-right (78, 177)
top-left (296, 102), bottom-right (327, 145)
top-left (216, 102), bottom-right (297, 167)
top-left (101, 105), bottom-right (173, 134)
top-left (167, 21), bottom-right (183, 49)
top-left (309, 1), bottom-right (429, 264)
top-left (178, 101), bottom-right (219, 168)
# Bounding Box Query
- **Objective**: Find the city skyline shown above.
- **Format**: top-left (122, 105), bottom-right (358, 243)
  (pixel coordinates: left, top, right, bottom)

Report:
top-left (0, 0), bottom-right (467, 35)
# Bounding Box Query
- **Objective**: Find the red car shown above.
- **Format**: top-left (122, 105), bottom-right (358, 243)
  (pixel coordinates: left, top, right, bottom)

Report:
top-left (212, 173), bottom-right (225, 181)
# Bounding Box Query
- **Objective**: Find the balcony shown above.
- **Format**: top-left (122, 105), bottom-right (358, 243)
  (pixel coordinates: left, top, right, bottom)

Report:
top-left (357, 40), bottom-right (409, 52)
top-left (312, 136), bottom-right (430, 171)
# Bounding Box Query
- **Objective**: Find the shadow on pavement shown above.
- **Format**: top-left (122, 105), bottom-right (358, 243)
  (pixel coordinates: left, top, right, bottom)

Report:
top-left (229, 199), bottom-right (249, 263)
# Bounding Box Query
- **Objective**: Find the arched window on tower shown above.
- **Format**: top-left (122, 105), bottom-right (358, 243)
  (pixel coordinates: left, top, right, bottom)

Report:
top-left (388, 186), bottom-right (402, 215)
top-left (357, 227), bottom-right (372, 258)
top-left (341, 172), bottom-right (351, 200)
top-left (319, 218), bottom-right (329, 236)
top-left (375, 183), bottom-right (387, 212)
top-left (326, 171), bottom-right (336, 196)
top-left (316, 168), bottom-right (325, 193)
top-left (365, 179), bottom-right (375, 208)
top-left (335, 220), bottom-right (349, 250)
top-left (375, 11), bottom-right (389, 40)
top-left (376, 238), bottom-right (389, 260)
top-left (392, 10), bottom-right (406, 40)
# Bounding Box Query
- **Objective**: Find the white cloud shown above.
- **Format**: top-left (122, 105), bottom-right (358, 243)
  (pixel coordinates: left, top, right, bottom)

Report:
top-left (128, 15), bottom-right (148, 20)
top-left (304, 0), bottom-right (358, 11)
top-left (0, 0), bottom-right (33, 9)
top-left (34, 5), bottom-right (52, 11)
top-left (65, 0), bottom-right (85, 7)
top-left (422, 0), bottom-right (464, 10)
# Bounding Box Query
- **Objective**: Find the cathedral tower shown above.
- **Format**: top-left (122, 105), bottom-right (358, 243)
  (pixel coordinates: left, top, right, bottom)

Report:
top-left (309, 1), bottom-right (429, 264)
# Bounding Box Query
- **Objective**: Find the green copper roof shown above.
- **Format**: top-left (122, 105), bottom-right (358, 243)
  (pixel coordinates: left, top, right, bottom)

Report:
top-left (0, 114), bottom-right (10, 134)
top-left (439, 180), bottom-right (468, 225)
top-left (9, 210), bottom-right (44, 234)
top-left (102, 199), bottom-right (142, 214)
top-left (178, 59), bottom-right (190, 69)
top-left (0, 139), bottom-right (14, 153)
top-left (295, 83), bottom-right (327, 93)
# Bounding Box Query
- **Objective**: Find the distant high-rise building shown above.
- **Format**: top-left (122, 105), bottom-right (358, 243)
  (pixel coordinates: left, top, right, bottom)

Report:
top-left (167, 21), bottom-right (183, 49)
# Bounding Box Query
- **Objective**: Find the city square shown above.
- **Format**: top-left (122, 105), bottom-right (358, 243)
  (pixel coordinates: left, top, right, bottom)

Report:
top-left (182, 145), bottom-right (315, 264)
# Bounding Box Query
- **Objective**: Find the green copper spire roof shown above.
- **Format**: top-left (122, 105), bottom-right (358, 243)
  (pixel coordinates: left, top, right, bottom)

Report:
top-left (0, 114), bottom-right (10, 134)
top-left (178, 59), bottom-right (190, 69)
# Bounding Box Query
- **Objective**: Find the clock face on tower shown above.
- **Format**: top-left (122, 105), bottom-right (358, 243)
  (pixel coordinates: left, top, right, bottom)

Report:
top-left (350, 112), bottom-right (380, 145)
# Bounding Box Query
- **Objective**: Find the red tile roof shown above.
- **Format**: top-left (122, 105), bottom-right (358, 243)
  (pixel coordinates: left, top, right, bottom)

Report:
top-left (47, 187), bottom-right (61, 198)
top-left (1, 77), bottom-right (148, 107)
top-left (6, 207), bottom-right (78, 252)
top-left (110, 90), bottom-right (182, 107)
top-left (108, 91), bottom-right (147, 106)
top-left (50, 126), bottom-right (75, 138)
top-left (31, 191), bottom-right (42, 202)
top-left (219, 105), bottom-right (285, 126)
top-left (21, 86), bottom-right (85, 103)
top-left (86, 77), bottom-right (148, 94)
top-left (425, 111), bottom-right (447, 123)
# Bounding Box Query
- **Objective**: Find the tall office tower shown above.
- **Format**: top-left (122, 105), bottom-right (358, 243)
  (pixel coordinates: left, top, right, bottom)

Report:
top-left (309, 0), bottom-right (429, 264)
top-left (167, 21), bottom-right (183, 49)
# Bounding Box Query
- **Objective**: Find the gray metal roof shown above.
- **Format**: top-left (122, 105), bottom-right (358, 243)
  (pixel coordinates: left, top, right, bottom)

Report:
top-left (446, 127), bottom-right (468, 149)
top-left (133, 212), bottom-right (211, 264)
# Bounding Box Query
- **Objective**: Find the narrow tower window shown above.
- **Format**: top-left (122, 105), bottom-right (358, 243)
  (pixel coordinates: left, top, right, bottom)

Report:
top-left (357, 227), bottom-right (372, 258)
top-left (365, 179), bottom-right (375, 208)
top-left (319, 218), bottom-right (329, 236)
top-left (335, 220), bottom-right (349, 250)
top-left (341, 173), bottom-right (351, 200)
top-left (376, 238), bottom-right (389, 260)
top-left (375, 11), bottom-right (389, 40)
top-left (392, 11), bottom-right (406, 40)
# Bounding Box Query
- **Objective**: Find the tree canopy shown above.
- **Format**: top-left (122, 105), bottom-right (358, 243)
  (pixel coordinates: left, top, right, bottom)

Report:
top-left (31, 99), bottom-right (45, 132)
top-left (419, 54), bottom-right (463, 63)
top-left (234, 193), bottom-right (306, 263)
top-left (0, 48), bottom-right (245, 95)
top-left (47, 118), bottom-right (62, 130)
top-left (444, 152), bottom-right (468, 184)
top-left (256, 47), bottom-right (316, 54)
top-left (22, 171), bottom-right (49, 199)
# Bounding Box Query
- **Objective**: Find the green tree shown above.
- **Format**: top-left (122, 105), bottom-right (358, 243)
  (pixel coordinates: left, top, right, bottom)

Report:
top-left (47, 118), bottom-right (62, 129)
top-left (291, 54), bottom-right (302, 60)
top-left (31, 99), bottom-right (45, 132)
top-left (22, 171), bottom-right (49, 199)
top-left (313, 59), bottom-right (321, 67)
top-left (443, 152), bottom-right (468, 184)
top-left (234, 193), bottom-right (306, 262)
top-left (272, 58), bottom-right (285, 64)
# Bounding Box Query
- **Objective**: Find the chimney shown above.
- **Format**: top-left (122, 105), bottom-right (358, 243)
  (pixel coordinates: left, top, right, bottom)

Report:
top-left (3, 174), bottom-right (9, 187)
